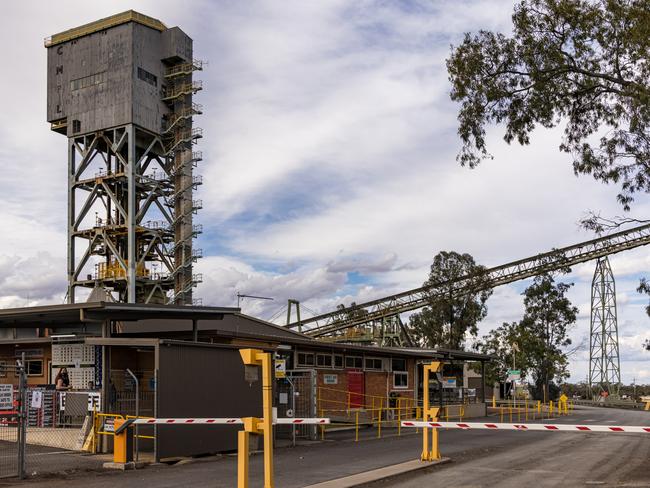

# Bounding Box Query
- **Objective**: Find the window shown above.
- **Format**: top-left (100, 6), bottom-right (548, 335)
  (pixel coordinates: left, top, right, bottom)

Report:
top-left (392, 358), bottom-right (408, 388)
top-left (316, 354), bottom-right (332, 368)
top-left (345, 356), bottom-right (362, 369)
top-left (70, 72), bottom-right (106, 91)
top-left (137, 67), bottom-right (158, 87)
top-left (364, 357), bottom-right (383, 371)
top-left (297, 352), bottom-right (314, 367)
top-left (394, 372), bottom-right (408, 389)
top-left (0, 361), bottom-right (6, 378)
top-left (333, 355), bottom-right (343, 369)
top-left (391, 359), bottom-right (407, 372)
top-left (25, 360), bottom-right (43, 377)
top-left (72, 119), bottom-right (81, 133)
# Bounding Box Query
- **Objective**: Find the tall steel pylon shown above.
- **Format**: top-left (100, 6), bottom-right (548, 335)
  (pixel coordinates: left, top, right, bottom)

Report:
top-left (589, 256), bottom-right (621, 398)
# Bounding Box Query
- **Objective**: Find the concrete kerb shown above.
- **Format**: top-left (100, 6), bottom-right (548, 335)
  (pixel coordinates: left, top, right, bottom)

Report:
top-left (302, 458), bottom-right (451, 488)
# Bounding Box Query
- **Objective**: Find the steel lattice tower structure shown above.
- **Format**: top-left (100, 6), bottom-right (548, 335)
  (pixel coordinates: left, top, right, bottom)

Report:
top-left (46, 11), bottom-right (203, 304)
top-left (589, 256), bottom-right (621, 397)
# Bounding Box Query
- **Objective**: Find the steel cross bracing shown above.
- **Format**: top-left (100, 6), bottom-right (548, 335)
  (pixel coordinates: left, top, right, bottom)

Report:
top-left (288, 223), bottom-right (650, 337)
top-left (589, 257), bottom-right (621, 397)
top-left (68, 126), bottom-right (177, 303)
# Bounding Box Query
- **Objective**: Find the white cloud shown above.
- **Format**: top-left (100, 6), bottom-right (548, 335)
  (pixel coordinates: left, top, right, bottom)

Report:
top-left (2, 0), bottom-right (650, 384)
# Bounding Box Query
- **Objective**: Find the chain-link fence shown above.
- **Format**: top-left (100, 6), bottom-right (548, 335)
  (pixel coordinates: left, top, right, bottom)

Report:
top-left (0, 399), bottom-right (19, 478)
top-left (0, 356), bottom-right (106, 479)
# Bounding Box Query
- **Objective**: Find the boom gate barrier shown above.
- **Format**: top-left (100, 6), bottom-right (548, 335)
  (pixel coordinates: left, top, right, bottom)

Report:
top-left (401, 421), bottom-right (650, 433)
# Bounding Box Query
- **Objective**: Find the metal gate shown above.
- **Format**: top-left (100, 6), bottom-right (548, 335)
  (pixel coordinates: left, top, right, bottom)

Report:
top-left (0, 359), bottom-right (26, 479)
top-left (276, 370), bottom-right (316, 442)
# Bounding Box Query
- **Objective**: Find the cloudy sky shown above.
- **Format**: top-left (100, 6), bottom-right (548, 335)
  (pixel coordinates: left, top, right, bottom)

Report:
top-left (2, 0), bottom-right (650, 384)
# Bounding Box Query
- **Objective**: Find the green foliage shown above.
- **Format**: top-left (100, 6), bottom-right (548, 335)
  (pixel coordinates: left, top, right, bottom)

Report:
top-left (447, 0), bottom-right (650, 210)
top-left (475, 273), bottom-right (577, 400)
top-left (474, 321), bottom-right (530, 385)
top-left (409, 251), bottom-right (492, 349)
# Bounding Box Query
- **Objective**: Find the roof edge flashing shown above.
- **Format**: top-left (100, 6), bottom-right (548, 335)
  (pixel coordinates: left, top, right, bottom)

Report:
top-left (45, 10), bottom-right (167, 47)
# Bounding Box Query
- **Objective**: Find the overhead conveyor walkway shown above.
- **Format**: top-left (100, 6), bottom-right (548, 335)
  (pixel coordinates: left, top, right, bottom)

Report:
top-left (288, 222), bottom-right (650, 338)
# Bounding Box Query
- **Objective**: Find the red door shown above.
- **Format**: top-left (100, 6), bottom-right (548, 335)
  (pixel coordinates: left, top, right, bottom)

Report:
top-left (347, 371), bottom-right (364, 408)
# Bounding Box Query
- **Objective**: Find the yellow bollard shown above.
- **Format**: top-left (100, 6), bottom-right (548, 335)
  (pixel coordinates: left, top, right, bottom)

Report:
top-left (550, 400), bottom-right (554, 416)
top-left (113, 418), bottom-right (133, 464)
top-left (492, 395), bottom-right (496, 408)
top-left (500, 407), bottom-right (504, 423)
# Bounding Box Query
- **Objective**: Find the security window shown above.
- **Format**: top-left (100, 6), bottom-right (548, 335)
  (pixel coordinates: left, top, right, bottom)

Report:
top-left (345, 356), bottom-right (362, 369)
top-left (137, 67), bottom-right (158, 87)
top-left (394, 372), bottom-right (408, 389)
top-left (316, 354), bottom-right (332, 368)
top-left (25, 360), bottom-right (43, 377)
top-left (297, 352), bottom-right (314, 367)
top-left (364, 358), bottom-right (383, 371)
top-left (391, 358), bottom-right (406, 372)
top-left (333, 355), bottom-right (344, 369)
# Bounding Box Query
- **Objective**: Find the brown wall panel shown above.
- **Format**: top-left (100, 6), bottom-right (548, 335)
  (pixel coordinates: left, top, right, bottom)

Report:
top-left (157, 343), bottom-right (262, 459)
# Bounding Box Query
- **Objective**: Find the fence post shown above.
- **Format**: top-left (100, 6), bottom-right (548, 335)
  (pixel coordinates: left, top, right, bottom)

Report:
top-left (397, 398), bottom-right (401, 436)
top-left (377, 400), bottom-right (382, 439)
top-left (355, 410), bottom-right (359, 442)
top-left (17, 353), bottom-right (27, 480)
top-left (320, 409), bottom-right (324, 441)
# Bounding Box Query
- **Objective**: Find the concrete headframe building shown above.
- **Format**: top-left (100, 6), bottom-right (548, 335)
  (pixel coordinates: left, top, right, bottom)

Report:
top-left (46, 11), bottom-right (203, 305)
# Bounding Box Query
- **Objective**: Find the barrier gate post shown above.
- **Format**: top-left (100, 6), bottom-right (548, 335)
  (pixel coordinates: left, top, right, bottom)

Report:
top-left (422, 361), bottom-right (442, 461)
top-left (239, 349), bottom-right (274, 488)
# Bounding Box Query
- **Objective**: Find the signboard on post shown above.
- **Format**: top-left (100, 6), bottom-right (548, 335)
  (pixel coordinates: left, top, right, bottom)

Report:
top-left (507, 369), bottom-right (521, 381)
top-left (274, 359), bottom-right (286, 379)
top-left (0, 385), bottom-right (12, 410)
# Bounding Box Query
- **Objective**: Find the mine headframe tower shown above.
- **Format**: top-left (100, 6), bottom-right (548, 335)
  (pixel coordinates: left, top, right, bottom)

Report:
top-left (46, 10), bottom-right (204, 304)
top-left (589, 256), bottom-right (621, 398)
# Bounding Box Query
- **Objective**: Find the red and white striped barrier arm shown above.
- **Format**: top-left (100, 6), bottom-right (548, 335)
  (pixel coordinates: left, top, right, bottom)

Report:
top-left (401, 421), bottom-right (650, 433)
top-left (130, 418), bottom-right (330, 425)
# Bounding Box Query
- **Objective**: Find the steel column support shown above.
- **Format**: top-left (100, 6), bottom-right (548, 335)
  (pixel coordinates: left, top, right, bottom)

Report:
top-left (126, 125), bottom-right (137, 302)
top-left (67, 137), bottom-right (76, 303)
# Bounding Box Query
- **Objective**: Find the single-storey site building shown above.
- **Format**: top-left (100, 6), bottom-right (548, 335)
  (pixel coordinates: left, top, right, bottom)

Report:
top-left (0, 302), bottom-right (491, 460)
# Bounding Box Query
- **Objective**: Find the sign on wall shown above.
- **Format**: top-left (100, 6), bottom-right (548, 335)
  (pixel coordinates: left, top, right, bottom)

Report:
top-left (275, 359), bottom-right (286, 379)
top-left (442, 377), bottom-right (457, 388)
top-left (31, 390), bottom-right (43, 409)
top-left (0, 384), bottom-right (13, 410)
top-left (324, 374), bottom-right (338, 385)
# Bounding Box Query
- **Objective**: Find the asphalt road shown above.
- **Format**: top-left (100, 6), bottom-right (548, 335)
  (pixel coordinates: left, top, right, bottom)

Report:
top-left (384, 406), bottom-right (650, 488)
top-left (5, 406), bottom-right (650, 487)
